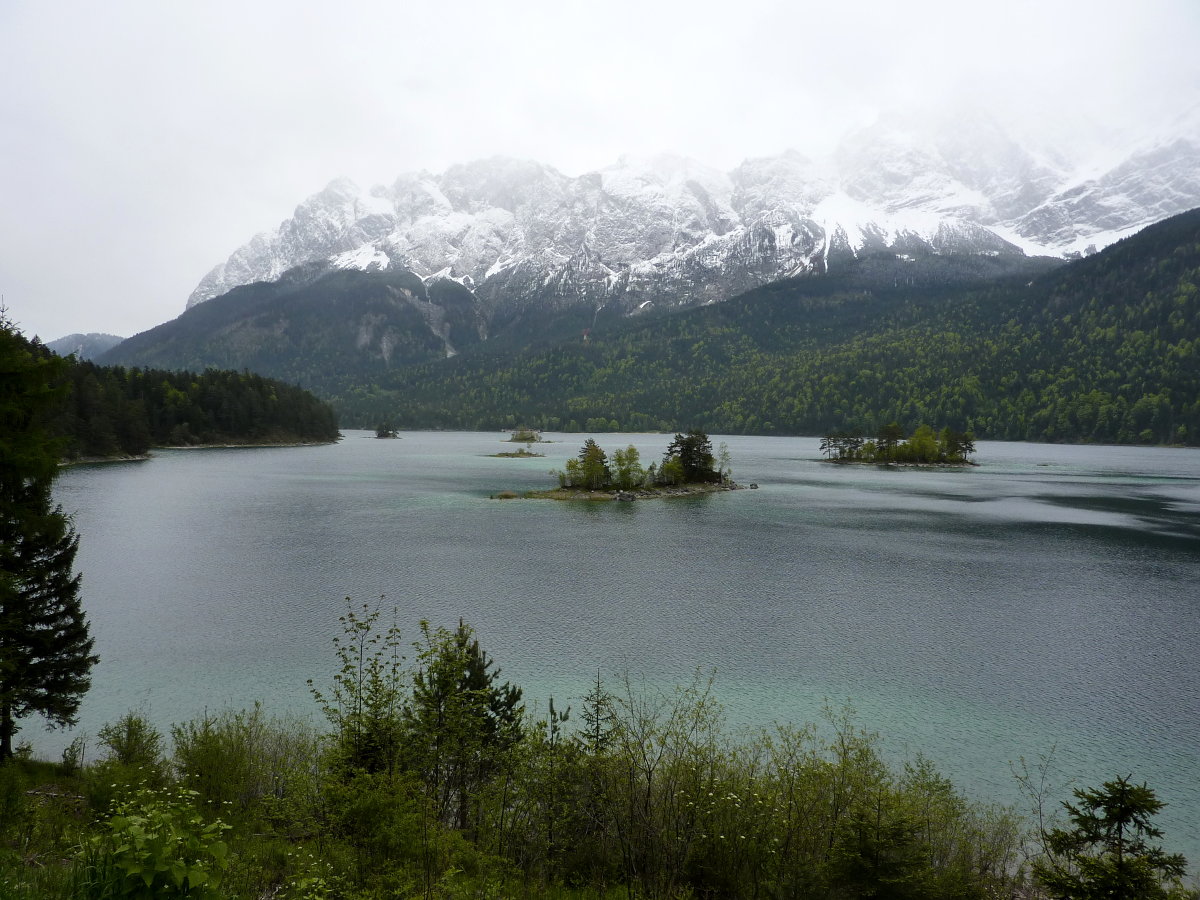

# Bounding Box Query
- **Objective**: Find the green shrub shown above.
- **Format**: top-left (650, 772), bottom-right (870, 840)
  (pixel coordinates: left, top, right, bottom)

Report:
top-left (171, 704), bottom-right (321, 825)
top-left (98, 712), bottom-right (163, 771)
top-left (78, 785), bottom-right (230, 898)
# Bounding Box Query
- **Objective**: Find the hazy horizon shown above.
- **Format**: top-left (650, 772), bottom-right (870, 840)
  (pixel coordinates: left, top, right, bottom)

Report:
top-left (3, 0), bottom-right (1198, 341)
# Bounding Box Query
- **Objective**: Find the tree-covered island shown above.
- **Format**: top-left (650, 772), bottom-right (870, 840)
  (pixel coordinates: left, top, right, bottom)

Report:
top-left (498, 429), bottom-right (738, 500)
top-left (507, 426), bottom-right (543, 443)
top-left (821, 422), bottom-right (977, 466)
top-left (489, 426), bottom-right (546, 457)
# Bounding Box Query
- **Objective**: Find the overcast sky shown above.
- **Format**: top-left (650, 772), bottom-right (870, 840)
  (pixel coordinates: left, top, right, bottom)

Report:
top-left (2, 0), bottom-right (1198, 341)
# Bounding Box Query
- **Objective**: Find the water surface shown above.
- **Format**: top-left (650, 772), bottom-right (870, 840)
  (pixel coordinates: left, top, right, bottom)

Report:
top-left (45, 433), bottom-right (1200, 860)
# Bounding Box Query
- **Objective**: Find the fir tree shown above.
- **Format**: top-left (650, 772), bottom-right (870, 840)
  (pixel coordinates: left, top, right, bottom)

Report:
top-left (406, 620), bottom-right (523, 832)
top-left (662, 430), bottom-right (719, 483)
top-left (0, 317), bottom-right (97, 760)
top-left (1033, 776), bottom-right (1188, 900)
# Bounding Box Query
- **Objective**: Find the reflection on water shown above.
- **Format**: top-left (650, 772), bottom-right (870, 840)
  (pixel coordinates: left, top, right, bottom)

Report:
top-left (48, 433), bottom-right (1200, 860)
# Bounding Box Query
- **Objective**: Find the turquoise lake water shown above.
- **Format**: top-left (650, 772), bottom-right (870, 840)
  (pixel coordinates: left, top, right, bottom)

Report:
top-left (42, 431), bottom-right (1200, 861)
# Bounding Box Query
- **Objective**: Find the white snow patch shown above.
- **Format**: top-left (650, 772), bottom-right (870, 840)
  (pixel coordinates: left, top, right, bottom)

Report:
top-left (485, 255), bottom-right (517, 279)
top-left (331, 244), bottom-right (391, 271)
top-left (987, 223), bottom-right (1058, 257)
top-left (811, 193), bottom-right (934, 252)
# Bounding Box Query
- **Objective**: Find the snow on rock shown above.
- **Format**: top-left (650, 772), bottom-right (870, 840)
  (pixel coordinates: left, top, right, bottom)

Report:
top-left (331, 244), bottom-right (392, 272)
top-left (1013, 136), bottom-right (1200, 253)
top-left (188, 177), bottom-right (394, 307)
top-left (186, 115), bottom-right (1200, 315)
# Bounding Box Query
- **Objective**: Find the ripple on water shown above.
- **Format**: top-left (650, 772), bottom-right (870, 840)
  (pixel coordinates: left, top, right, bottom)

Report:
top-left (44, 433), bottom-right (1200, 861)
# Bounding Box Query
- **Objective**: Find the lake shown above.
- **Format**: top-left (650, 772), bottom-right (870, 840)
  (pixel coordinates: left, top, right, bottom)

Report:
top-left (43, 431), bottom-right (1200, 861)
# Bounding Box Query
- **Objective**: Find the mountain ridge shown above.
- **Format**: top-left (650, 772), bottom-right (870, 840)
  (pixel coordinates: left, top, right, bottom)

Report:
top-left (330, 206), bottom-right (1200, 445)
top-left (184, 115), bottom-right (1200, 322)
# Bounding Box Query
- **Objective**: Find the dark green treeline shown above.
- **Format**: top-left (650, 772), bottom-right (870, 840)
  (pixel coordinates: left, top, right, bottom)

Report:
top-left (30, 334), bottom-right (340, 459)
top-left (339, 209), bottom-right (1200, 445)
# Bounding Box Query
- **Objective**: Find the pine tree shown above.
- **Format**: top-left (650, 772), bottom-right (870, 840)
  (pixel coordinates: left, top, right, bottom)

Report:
top-left (663, 429), bottom-right (718, 483)
top-left (0, 317), bottom-right (98, 760)
top-left (406, 620), bottom-right (523, 831)
top-left (577, 668), bottom-right (615, 756)
top-left (577, 439), bottom-right (612, 490)
top-left (1033, 776), bottom-right (1188, 900)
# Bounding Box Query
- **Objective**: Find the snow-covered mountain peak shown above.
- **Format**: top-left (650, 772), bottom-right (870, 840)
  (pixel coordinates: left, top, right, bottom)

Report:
top-left (187, 176), bottom-right (395, 307)
top-left (438, 156), bottom-right (569, 214)
top-left (836, 121), bottom-right (966, 212)
top-left (186, 114), bottom-right (1200, 314)
top-left (730, 152), bottom-right (834, 221)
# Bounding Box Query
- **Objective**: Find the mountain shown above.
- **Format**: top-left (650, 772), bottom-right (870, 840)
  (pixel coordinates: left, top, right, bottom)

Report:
top-left (101, 246), bottom-right (1058, 398)
top-left (45, 333), bottom-right (124, 360)
top-left (104, 206), bottom-right (1200, 445)
top-left (103, 114), bottom-right (1200, 444)
top-left (335, 207), bottom-right (1200, 445)
top-left (103, 265), bottom-right (482, 393)
top-left (1012, 134), bottom-right (1200, 254)
top-left (183, 113), bottom-right (1200, 325)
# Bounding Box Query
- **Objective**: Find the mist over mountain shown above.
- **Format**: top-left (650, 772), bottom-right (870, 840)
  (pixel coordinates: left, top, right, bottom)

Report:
top-left (183, 113), bottom-right (1200, 323)
top-left (44, 333), bottom-right (125, 360)
top-left (97, 112), bottom-right (1200, 446)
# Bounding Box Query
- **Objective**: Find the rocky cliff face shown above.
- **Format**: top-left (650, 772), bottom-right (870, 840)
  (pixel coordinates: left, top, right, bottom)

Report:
top-left (185, 115), bottom-right (1200, 326)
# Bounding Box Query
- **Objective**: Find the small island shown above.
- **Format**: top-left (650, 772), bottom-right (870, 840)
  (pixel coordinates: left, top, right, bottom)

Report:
top-left (507, 426), bottom-right (543, 443)
top-left (820, 423), bottom-right (977, 466)
top-left (489, 426), bottom-right (546, 457)
top-left (494, 430), bottom-right (739, 501)
top-left (490, 447), bottom-right (545, 458)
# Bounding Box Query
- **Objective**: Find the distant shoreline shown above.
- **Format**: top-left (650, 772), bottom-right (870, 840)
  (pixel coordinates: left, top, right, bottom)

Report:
top-left (60, 454), bottom-right (151, 466)
top-left (60, 438), bottom-right (338, 466)
top-left (155, 438), bottom-right (337, 450)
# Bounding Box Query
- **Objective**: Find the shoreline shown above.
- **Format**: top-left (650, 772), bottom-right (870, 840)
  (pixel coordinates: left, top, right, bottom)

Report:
top-left (60, 437), bottom-right (339, 466)
top-left (60, 453), bottom-right (152, 466)
top-left (155, 438), bottom-right (337, 450)
top-left (494, 482), bottom-right (744, 501)
top-left (822, 458), bottom-right (978, 468)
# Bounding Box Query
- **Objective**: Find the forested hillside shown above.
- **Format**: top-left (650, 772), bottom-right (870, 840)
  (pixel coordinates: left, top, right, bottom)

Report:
top-left (343, 208), bottom-right (1200, 444)
top-left (5, 324), bottom-right (339, 459)
top-left (56, 361), bottom-right (340, 459)
top-left (100, 265), bottom-right (483, 392)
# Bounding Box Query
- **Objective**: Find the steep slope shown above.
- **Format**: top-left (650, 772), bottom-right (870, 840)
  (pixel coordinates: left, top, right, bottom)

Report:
top-left (1013, 134), bottom-right (1200, 254)
top-left (189, 178), bottom-right (396, 306)
top-left (107, 248), bottom-right (1058, 400)
top-left (103, 261), bottom-right (488, 393)
top-left (45, 333), bottom-right (124, 360)
top-left (343, 208), bottom-right (1200, 445)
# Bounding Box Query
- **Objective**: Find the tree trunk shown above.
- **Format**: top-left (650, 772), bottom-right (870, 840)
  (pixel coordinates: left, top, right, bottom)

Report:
top-left (0, 699), bottom-right (14, 761)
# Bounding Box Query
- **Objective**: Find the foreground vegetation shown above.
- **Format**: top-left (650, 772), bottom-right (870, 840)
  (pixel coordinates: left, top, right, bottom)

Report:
top-left (1, 608), bottom-right (1192, 900)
